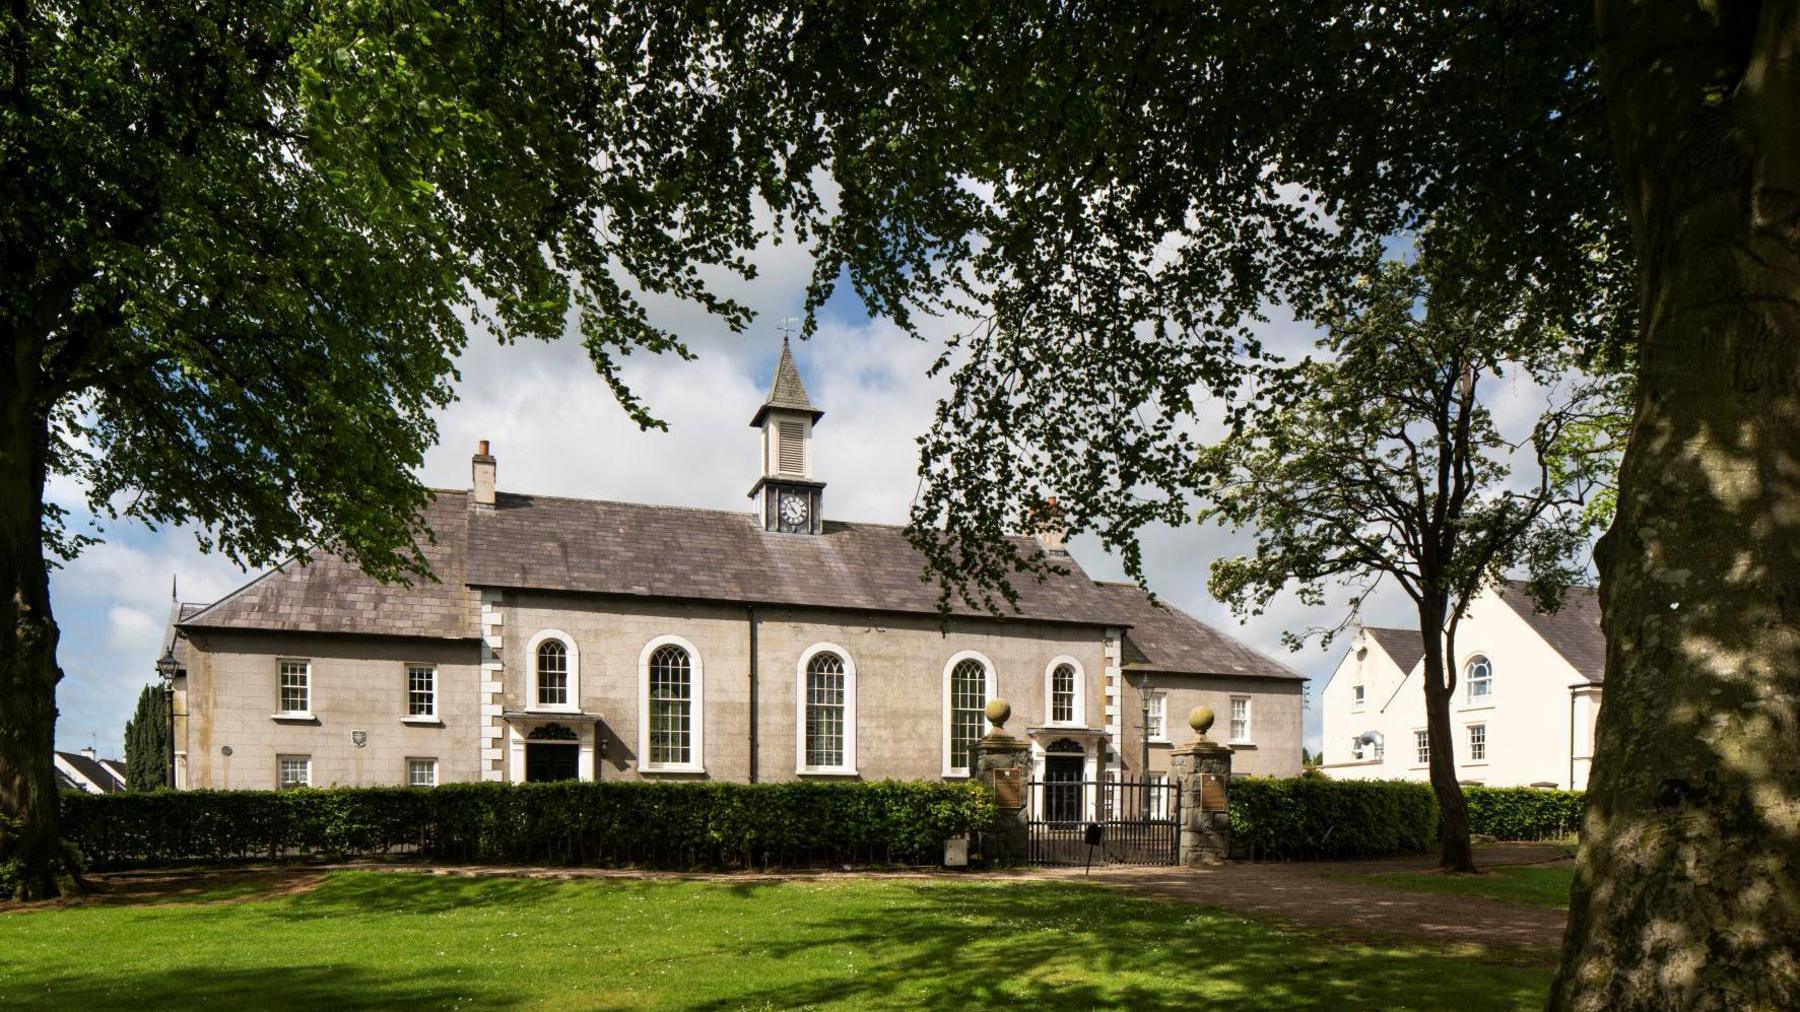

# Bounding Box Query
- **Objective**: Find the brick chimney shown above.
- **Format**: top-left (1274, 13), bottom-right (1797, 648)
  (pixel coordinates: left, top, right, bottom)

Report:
top-left (1033, 497), bottom-right (1068, 553)
top-left (471, 440), bottom-right (496, 510)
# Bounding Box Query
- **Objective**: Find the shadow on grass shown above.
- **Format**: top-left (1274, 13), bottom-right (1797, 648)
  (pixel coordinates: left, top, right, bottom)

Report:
top-left (0, 963), bottom-right (517, 1011)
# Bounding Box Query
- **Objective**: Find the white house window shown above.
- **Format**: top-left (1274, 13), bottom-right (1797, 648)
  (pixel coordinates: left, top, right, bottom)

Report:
top-left (1144, 692), bottom-right (1167, 741)
top-left (1044, 656), bottom-right (1084, 727)
top-left (943, 652), bottom-right (994, 775)
top-left (798, 646), bottom-right (856, 773)
top-left (1229, 696), bottom-right (1252, 743)
top-left (278, 660), bottom-right (310, 714)
top-left (536, 640), bottom-right (569, 708)
top-left (1466, 654), bottom-right (1493, 702)
top-left (407, 758), bottom-right (437, 787)
top-left (1415, 729), bottom-right (1431, 765)
top-left (406, 664), bottom-right (436, 717)
top-left (1146, 771), bottom-right (1170, 819)
top-left (1352, 682), bottom-right (1366, 709)
top-left (277, 754), bottom-right (311, 789)
top-left (1050, 664), bottom-right (1076, 723)
top-left (1468, 724), bottom-right (1487, 762)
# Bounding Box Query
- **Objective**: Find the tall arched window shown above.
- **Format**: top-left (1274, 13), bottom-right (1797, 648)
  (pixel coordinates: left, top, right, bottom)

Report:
top-left (1465, 654), bottom-right (1493, 702)
top-left (1050, 664), bottom-right (1076, 723)
top-left (647, 644), bottom-right (693, 765)
top-left (805, 653), bottom-right (845, 766)
top-left (536, 639), bottom-right (568, 708)
top-left (943, 652), bottom-right (994, 776)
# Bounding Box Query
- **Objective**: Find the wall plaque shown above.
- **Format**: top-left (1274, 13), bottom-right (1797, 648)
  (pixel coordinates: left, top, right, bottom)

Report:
top-left (992, 767), bottom-right (1023, 808)
top-left (1200, 772), bottom-right (1227, 812)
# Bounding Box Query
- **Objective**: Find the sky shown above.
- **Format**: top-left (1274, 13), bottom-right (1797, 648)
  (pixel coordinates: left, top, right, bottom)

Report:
top-left (47, 229), bottom-right (1562, 762)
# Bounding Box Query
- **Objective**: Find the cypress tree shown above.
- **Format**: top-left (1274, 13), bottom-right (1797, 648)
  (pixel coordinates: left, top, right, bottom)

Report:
top-left (123, 686), bottom-right (168, 791)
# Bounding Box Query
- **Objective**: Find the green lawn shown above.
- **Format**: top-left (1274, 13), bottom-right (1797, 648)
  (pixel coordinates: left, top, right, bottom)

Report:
top-left (0, 871), bottom-right (1549, 1010)
top-left (1351, 865), bottom-right (1576, 910)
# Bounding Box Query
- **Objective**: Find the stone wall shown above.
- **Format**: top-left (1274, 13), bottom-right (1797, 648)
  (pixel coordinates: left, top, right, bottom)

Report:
top-left (1120, 673), bottom-right (1305, 779)
top-left (178, 630), bottom-right (482, 790)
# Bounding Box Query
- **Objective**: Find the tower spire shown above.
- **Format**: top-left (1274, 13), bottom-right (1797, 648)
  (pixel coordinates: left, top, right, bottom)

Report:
top-left (749, 334), bottom-right (823, 428)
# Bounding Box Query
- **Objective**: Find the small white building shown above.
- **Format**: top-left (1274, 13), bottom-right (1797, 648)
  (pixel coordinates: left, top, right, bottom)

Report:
top-left (1319, 581), bottom-right (1604, 790)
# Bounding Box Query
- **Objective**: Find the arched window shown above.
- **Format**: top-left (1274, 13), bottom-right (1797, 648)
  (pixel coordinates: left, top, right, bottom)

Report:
top-left (796, 645), bottom-right (856, 774)
top-left (536, 640), bottom-right (569, 708)
top-left (1465, 654), bottom-right (1493, 702)
top-left (1042, 655), bottom-right (1086, 726)
top-left (943, 652), bottom-right (994, 776)
top-left (647, 645), bottom-right (692, 765)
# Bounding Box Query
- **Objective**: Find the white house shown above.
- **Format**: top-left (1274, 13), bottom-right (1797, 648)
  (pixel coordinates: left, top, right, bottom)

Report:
top-left (1319, 581), bottom-right (1605, 790)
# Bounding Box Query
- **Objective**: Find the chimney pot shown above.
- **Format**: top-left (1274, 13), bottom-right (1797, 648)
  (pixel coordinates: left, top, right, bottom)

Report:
top-left (1033, 496), bottom-right (1068, 553)
top-left (472, 441), bottom-right (496, 510)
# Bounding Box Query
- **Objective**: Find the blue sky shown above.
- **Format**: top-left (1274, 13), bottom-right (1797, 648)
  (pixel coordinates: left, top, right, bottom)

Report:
top-left (48, 242), bottom-right (1473, 760)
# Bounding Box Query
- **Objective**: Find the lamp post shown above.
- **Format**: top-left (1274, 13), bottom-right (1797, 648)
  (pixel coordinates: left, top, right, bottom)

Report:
top-left (155, 647), bottom-right (179, 789)
top-left (1139, 673), bottom-right (1154, 818)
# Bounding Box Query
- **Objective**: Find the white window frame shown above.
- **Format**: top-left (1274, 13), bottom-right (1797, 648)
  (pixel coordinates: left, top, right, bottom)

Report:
top-left (277, 754), bottom-right (311, 789)
top-left (1351, 682), bottom-right (1366, 710)
top-left (403, 663), bottom-right (438, 722)
top-left (1229, 695), bottom-right (1253, 744)
top-left (1468, 723), bottom-right (1487, 763)
top-left (1464, 653), bottom-right (1494, 704)
top-left (1144, 690), bottom-right (1169, 743)
top-left (795, 643), bottom-right (857, 775)
top-left (527, 629), bottom-right (579, 714)
top-left (406, 757), bottom-right (438, 787)
top-left (1145, 771), bottom-right (1170, 819)
top-left (1414, 728), bottom-right (1431, 767)
top-left (274, 659), bottom-right (312, 719)
top-left (941, 650), bottom-right (996, 777)
top-left (1042, 655), bottom-right (1086, 727)
top-left (638, 634), bottom-right (704, 773)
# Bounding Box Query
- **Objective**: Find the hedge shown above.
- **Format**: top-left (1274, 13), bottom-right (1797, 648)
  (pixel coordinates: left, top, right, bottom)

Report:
top-left (59, 780), bottom-right (995, 871)
top-left (1229, 777), bottom-right (1438, 860)
top-left (1464, 786), bottom-right (1585, 841)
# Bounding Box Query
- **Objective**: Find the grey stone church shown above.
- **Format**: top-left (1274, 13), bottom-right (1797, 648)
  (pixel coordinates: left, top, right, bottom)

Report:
top-left (165, 342), bottom-right (1303, 791)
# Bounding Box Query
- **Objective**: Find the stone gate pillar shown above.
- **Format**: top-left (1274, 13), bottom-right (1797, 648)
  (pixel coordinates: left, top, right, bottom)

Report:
top-left (971, 698), bottom-right (1032, 865)
top-left (1170, 706), bottom-right (1233, 866)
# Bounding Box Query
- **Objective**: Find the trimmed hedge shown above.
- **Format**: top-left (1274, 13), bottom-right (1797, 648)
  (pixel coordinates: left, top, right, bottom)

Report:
top-left (1464, 786), bottom-right (1585, 841)
top-left (60, 780), bottom-right (994, 870)
top-left (1229, 777), bottom-right (1438, 860)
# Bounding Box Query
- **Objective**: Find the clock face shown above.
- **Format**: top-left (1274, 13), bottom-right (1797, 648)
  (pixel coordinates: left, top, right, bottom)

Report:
top-left (779, 493), bottom-right (808, 529)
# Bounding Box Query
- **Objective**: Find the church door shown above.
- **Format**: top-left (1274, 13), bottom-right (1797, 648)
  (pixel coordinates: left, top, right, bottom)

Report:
top-left (525, 742), bottom-right (579, 782)
top-left (1044, 753), bottom-right (1085, 823)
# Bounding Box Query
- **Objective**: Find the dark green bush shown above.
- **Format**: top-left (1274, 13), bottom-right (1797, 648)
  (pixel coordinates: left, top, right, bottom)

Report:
top-left (60, 780), bottom-right (993, 871)
top-left (1464, 786), bottom-right (1585, 840)
top-left (1229, 777), bottom-right (1438, 860)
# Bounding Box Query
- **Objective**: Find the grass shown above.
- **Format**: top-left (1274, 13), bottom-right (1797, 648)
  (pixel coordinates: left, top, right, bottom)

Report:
top-left (0, 870), bottom-right (1550, 1010)
top-left (1347, 864), bottom-right (1576, 910)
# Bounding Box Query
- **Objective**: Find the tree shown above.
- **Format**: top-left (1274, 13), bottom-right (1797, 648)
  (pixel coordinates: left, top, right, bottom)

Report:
top-left (1, 0), bottom-right (816, 897)
top-left (122, 686), bottom-right (169, 791)
top-left (1198, 254), bottom-right (1616, 872)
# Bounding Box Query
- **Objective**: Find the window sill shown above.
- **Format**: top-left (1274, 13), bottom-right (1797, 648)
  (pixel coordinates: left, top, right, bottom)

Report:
top-left (271, 711), bottom-right (318, 723)
top-left (1147, 737), bottom-right (1172, 746)
top-left (525, 705), bottom-right (579, 715)
top-left (1460, 702), bottom-right (1495, 712)
top-left (942, 769), bottom-right (972, 780)
top-left (1464, 760), bottom-right (1489, 767)
top-left (796, 767), bottom-right (860, 778)
top-left (1228, 740), bottom-right (1256, 748)
top-left (401, 715), bottom-right (444, 726)
top-left (641, 763), bottom-right (706, 775)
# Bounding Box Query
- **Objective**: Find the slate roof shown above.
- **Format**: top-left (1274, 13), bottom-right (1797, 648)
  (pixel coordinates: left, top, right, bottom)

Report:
top-left (1365, 627), bottom-right (1425, 674)
top-left (1497, 581), bottom-right (1606, 683)
top-left (55, 751), bottom-right (125, 794)
top-left (749, 338), bottom-right (823, 426)
top-left (53, 766), bottom-right (84, 792)
top-left (467, 492), bottom-right (1130, 626)
top-left (99, 759), bottom-right (128, 787)
top-left (181, 492), bottom-right (479, 640)
top-left (1096, 582), bottom-right (1305, 680)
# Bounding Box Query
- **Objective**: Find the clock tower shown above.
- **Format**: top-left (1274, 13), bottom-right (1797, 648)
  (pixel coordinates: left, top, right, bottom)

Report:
top-left (749, 337), bottom-right (826, 534)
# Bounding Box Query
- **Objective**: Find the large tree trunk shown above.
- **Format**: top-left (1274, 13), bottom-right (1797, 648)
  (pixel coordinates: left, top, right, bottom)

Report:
top-left (0, 341), bottom-right (67, 899)
top-left (1552, 4), bottom-right (1800, 1008)
top-left (1418, 604), bottom-right (1477, 873)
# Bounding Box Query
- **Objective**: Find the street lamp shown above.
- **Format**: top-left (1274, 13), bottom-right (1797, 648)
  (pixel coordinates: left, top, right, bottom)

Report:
top-left (156, 647), bottom-right (179, 789)
top-left (1139, 672), bottom-right (1155, 818)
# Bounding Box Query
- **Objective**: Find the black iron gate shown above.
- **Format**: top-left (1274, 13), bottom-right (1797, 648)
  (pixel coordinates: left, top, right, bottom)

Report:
top-left (1025, 777), bottom-right (1180, 866)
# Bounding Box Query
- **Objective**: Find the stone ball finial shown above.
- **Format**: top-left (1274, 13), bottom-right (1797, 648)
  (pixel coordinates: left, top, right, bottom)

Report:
top-left (1189, 706), bottom-right (1216, 736)
top-left (985, 698), bottom-right (1012, 728)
